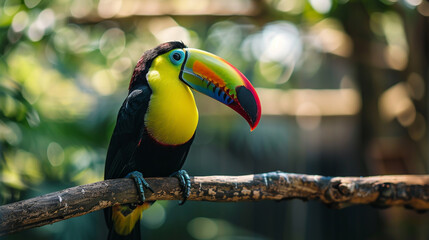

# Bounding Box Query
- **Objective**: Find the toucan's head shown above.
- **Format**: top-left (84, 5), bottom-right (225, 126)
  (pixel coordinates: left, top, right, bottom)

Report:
top-left (130, 41), bottom-right (261, 131)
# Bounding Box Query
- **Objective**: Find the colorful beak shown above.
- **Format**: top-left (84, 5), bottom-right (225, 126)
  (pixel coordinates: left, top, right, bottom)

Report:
top-left (180, 48), bottom-right (261, 130)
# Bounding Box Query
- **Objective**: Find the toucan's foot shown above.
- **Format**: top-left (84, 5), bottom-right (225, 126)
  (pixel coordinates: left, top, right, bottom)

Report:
top-left (170, 170), bottom-right (191, 205)
top-left (125, 171), bottom-right (154, 204)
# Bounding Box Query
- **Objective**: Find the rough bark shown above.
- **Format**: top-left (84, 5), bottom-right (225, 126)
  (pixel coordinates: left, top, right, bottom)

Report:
top-left (1, 171), bottom-right (429, 236)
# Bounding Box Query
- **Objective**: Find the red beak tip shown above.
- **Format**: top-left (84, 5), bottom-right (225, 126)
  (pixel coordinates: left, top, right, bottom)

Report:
top-left (249, 119), bottom-right (259, 132)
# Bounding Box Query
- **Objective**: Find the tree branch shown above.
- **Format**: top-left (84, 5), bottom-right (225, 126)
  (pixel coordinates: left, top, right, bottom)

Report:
top-left (1, 171), bottom-right (429, 236)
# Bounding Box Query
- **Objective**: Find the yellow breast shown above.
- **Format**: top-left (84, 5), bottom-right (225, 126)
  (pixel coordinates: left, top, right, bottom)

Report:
top-left (144, 57), bottom-right (199, 145)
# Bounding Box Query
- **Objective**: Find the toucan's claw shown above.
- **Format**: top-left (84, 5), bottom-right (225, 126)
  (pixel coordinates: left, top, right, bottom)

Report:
top-left (126, 171), bottom-right (154, 205)
top-left (170, 170), bottom-right (191, 205)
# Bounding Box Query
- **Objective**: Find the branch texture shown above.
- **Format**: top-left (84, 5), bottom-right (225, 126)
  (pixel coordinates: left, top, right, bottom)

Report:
top-left (1, 171), bottom-right (429, 236)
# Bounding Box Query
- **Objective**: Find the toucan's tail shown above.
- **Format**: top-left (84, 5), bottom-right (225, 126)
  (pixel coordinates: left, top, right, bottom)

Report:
top-left (105, 203), bottom-right (152, 240)
top-left (107, 221), bottom-right (141, 240)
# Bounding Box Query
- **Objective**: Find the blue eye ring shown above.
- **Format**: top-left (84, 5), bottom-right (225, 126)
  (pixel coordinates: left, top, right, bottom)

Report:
top-left (169, 49), bottom-right (185, 65)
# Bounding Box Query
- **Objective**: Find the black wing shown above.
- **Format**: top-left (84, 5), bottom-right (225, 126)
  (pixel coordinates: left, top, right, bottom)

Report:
top-left (104, 85), bottom-right (151, 180)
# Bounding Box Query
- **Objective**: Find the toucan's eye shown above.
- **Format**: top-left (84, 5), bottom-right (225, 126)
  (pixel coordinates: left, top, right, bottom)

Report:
top-left (169, 49), bottom-right (185, 65)
top-left (173, 53), bottom-right (181, 61)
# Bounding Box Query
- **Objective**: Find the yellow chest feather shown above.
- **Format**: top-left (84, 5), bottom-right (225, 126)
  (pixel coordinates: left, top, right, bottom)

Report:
top-left (144, 58), bottom-right (199, 145)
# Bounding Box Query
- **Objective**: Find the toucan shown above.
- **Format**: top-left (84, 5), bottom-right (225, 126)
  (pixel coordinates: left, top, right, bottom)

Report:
top-left (104, 41), bottom-right (261, 240)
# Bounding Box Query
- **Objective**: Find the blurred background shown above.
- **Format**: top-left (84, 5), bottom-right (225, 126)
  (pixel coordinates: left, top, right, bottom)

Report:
top-left (0, 0), bottom-right (428, 239)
